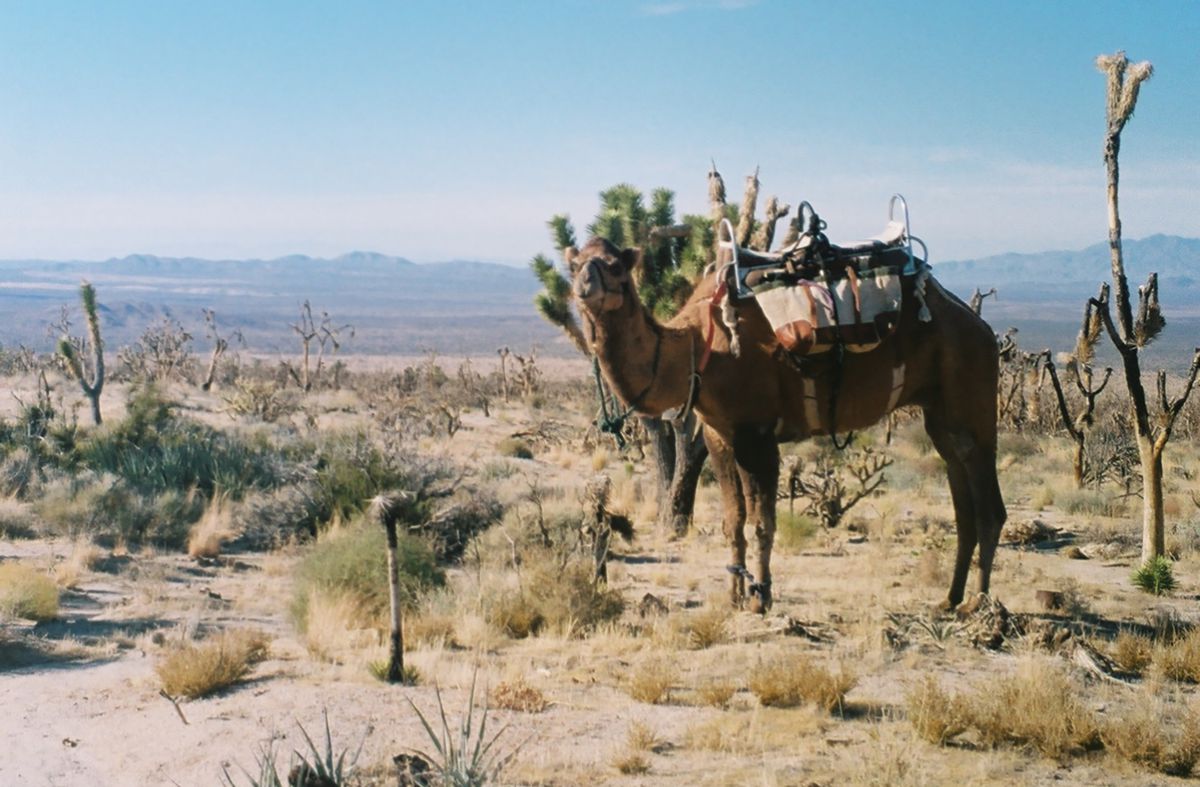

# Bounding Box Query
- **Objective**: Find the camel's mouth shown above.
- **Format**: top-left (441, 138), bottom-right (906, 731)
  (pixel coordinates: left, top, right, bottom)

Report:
top-left (573, 256), bottom-right (627, 314)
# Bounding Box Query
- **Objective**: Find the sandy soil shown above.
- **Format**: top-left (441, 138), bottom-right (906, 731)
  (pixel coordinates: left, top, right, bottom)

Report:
top-left (2, 379), bottom-right (1199, 786)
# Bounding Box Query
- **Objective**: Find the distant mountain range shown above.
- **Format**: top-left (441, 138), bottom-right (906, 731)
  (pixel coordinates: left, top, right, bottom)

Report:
top-left (0, 235), bottom-right (1195, 365)
top-left (933, 234), bottom-right (1200, 369)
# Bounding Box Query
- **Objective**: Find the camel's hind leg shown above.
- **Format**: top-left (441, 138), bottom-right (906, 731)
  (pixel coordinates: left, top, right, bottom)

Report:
top-left (924, 406), bottom-right (1007, 609)
top-left (707, 428), bottom-right (747, 606)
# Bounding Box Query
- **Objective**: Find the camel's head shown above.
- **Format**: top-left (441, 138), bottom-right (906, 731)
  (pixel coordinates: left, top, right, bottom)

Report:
top-left (567, 237), bottom-right (641, 316)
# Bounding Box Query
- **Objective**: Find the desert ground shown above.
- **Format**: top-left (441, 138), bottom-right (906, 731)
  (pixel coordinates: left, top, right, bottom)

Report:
top-left (2, 350), bottom-right (1200, 787)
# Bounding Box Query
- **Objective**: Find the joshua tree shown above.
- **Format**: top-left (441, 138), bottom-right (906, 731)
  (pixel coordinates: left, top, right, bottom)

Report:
top-left (289, 301), bottom-right (354, 391)
top-left (57, 281), bottom-right (105, 425)
top-left (201, 308), bottom-right (242, 392)
top-left (1089, 51), bottom-right (1200, 562)
top-left (371, 492), bottom-right (413, 684)
top-left (781, 448), bottom-right (893, 530)
top-left (1044, 300), bottom-right (1114, 488)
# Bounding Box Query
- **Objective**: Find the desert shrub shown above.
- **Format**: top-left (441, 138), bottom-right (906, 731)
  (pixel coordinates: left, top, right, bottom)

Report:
top-left (625, 657), bottom-right (677, 704)
top-left (222, 379), bottom-right (300, 423)
top-left (32, 473), bottom-right (155, 545)
top-left (497, 437), bottom-right (533, 459)
top-left (79, 386), bottom-right (283, 500)
top-left (1110, 630), bottom-right (1154, 675)
top-left (292, 523), bottom-right (443, 634)
top-left (998, 433), bottom-right (1040, 461)
top-left (0, 446), bottom-right (40, 498)
top-left (775, 510), bottom-right (819, 552)
top-left (0, 562), bottom-right (59, 621)
top-left (145, 488), bottom-right (208, 548)
top-left (1102, 694), bottom-right (1200, 776)
top-left (156, 629), bottom-right (270, 699)
top-left (748, 655), bottom-right (856, 712)
top-left (1059, 488), bottom-right (1122, 518)
top-left (487, 559), bottom-right (623, 639)
top-left (1154, 629), bottom-right (1200, 683)
top-left (1132, 557), bottom-right (1176, 596)
top-left (0, 497), bottom-right (38, 539)
top-left (233, 484), bottom-right (324, 549)
top-left (490, 680), bottom-right (549, 713)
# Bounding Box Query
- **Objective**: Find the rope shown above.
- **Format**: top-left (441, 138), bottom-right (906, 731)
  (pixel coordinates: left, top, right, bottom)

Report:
top-left (592, 355), bottom-right (634, 449)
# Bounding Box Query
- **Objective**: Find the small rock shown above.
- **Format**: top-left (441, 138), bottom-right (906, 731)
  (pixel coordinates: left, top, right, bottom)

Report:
top-left (847, 534), bottom-right (867, 544)
top-left (1062, 546), bottom-right (1088, 560)
top-left (637, 593), bottom-right (669, 618)
top-left (1036, 589), bottom-right (1064, 611)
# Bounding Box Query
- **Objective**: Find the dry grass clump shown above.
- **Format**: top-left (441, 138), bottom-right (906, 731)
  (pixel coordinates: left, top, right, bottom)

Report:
top-left (611, 752), bottom-right (650, 775)
top-left (695, 676), bottom-right (737, 708)
top-left (53, 539), bottom-right (104, 589)
top-left (625, 657), bottom-right (678, 704)
top-left (684, 602), bottom-right (732, 649)
top-left (1109, 630), bottom-right (1154, 675)
top-left (301, 590), bottom-right (375, 662)
top-left (404, 610), bottom-right (459, 649)
top-left (686, 707), bottom-right (826, 753)
top-left (906, 675), bottom-right (969, 745)
top-left (626, 720), bottom-right (667, 753)
top-left (906, 659), bottom-right (1098, 759)
top-left (0, 562), bottom-right (59, 621)
top-left (1102, 694), bottom-right (1200, 776)
top-left (490, 679), bottom-right (549, 713)
top-left (1154, 628), bottom-right (1200, 682)
top-left (156, 629), bottom-right (270, 699)
top-left (186, 494), bottom-right (235, 559)
top-left (748, 654), bottom-right (856, 712)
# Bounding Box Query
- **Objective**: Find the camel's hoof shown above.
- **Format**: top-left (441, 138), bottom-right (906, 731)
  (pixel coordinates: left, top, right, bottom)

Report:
top-left (931, 598), bottom-right (958, 616)
top-left (748, 589), bottom-right (772, 615)
top-left (955, 593), bottom-right (988, 618)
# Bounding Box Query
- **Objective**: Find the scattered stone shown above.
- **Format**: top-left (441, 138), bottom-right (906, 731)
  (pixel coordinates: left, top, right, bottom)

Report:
top-left (1062, 545), bottom-right (1088, 560)
top-left (394, 753), bottom-right (433, 787)
top-left (1036, 589), bottom-right (1065, 611)
top-left (847, 534), bottom-right (867, 544)
top-left (637, 593), bottom-right (669, 618)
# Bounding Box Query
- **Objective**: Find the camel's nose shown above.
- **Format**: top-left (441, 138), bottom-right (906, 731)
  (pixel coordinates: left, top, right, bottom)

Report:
top-left (574, 270), bottom-right (596, 300)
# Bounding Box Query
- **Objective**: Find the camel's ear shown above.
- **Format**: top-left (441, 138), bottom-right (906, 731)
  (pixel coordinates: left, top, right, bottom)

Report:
top-left (620, 247), bottom-right (642, 273)
top-left (564, 246), bottom-right (581, 275)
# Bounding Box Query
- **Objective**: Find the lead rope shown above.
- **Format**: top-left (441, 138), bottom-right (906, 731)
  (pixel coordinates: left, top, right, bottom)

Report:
top-left (592, 354), bottom-right (634, 449)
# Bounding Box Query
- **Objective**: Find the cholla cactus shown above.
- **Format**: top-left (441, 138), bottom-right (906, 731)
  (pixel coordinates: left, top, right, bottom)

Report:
top-left (58, 281), bottom-right (105, 425)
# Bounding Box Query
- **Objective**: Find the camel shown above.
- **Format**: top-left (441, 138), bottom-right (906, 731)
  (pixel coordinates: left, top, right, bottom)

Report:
top-left (567, 236), bottom-right (1005, 613)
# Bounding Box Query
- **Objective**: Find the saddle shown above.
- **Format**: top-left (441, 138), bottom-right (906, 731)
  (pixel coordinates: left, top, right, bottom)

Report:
top-left (725, 196), bottom-right (929, 356)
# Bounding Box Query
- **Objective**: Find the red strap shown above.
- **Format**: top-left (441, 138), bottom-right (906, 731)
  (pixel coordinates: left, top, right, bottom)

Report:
top-left (699, 279), bottom-right (728, 374)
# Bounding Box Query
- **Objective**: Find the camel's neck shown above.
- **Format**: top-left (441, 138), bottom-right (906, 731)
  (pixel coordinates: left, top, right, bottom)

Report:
top-left (589, 299), bottom-right (694, 417)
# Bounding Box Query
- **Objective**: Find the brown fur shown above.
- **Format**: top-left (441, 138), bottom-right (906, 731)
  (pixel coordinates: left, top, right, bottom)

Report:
top-left (569, 236), bottom-right (1006, 611)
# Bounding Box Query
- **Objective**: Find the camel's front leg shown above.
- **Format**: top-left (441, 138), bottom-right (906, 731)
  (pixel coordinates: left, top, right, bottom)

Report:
top-left (733, 426), bottom-right (780, 614)
top-left (707, 429), bottom-right (747, 606)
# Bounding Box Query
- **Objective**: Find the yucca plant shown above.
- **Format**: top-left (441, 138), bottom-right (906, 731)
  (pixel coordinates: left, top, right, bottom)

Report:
top-left (220, 711), bottom-right (363, 787)
top-left (1132, 556), bottom-right (1176, 595)
top-left (406, 675), bottom-right (519, 786)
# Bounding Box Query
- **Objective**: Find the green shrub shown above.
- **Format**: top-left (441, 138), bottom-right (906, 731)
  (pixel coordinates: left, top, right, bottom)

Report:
top-left (486, 558), bottom-right (623, 638)
top-left (78, 385), bottom-right (282, 501)
top-left (292, 523), bottom-right (444, 632)
top-left (776, 511), bottom-right (819, 552)
top-left (1133, 557), bottom-right (1176, 596)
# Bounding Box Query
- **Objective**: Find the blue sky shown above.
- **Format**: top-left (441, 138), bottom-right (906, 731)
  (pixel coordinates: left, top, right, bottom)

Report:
top-left (0, 0), bottom-right (1195, 264)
